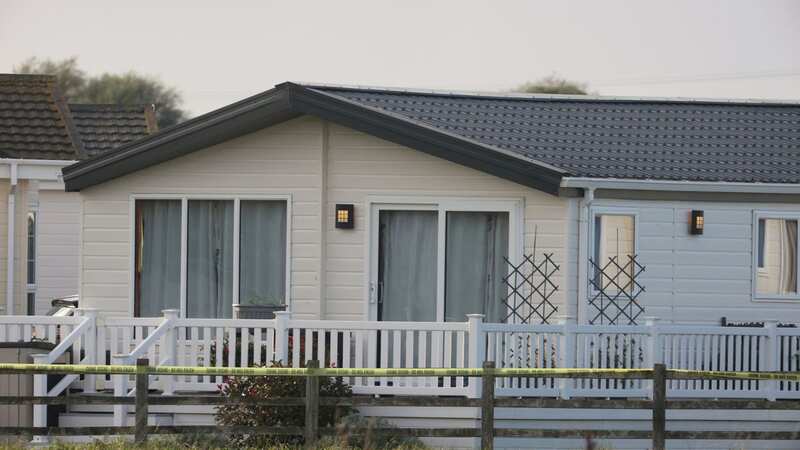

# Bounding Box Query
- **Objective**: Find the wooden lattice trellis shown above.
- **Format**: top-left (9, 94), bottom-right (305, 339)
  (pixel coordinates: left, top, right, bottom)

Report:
top-left (587, 254), bottom-right (645, 325)
top-left (502, 253), bottom-right (559, 324)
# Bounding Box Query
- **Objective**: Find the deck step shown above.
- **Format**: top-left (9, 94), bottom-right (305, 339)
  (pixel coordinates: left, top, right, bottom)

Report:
top-left (58, 412), bottom-right (173, 428)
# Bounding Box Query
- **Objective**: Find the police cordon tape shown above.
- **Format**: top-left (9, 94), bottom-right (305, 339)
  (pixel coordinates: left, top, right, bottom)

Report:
top-left (0, 362), bottom-right (798, 381)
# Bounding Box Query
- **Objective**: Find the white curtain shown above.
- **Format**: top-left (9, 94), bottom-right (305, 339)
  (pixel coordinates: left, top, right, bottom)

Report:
top-left (187, 200), bottom-right (234, 318)
top-left (378, 210), bottom-right (438, 322)
top-left (781, 220), bottom-right (798, 294)
top-left (137, 200), bottom-right (181, 317)
top-left (444, 212), bottom-right (509, 323)
top-left (239, 201), bottom-right (287, 305)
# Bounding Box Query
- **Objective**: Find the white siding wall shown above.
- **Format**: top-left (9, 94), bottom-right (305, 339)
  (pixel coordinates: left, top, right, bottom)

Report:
top-left (588, 198), bottom-right (800, 324)
top-left (35, 190), bottom-right (82, 313)
top-left (79, 117), bottom-right (324, 317)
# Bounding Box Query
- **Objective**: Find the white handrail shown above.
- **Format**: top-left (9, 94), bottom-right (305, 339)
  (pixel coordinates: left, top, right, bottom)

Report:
top-left (41, 315), bottom-right (92, 364)
top-left (116, 314), bottom-right (176, 364)
top-left (31, 309), bottom-right (98, 443)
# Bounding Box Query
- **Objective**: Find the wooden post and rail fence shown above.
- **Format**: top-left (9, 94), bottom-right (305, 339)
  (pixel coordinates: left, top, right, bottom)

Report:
top-left (0, 361), bottom-right (799, 449)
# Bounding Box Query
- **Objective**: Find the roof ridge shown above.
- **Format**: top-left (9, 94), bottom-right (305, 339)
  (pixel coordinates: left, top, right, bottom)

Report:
top-left (68, 103), bottom-right (150, 111)
top-left (301, 82), bottom-right (800, 107)
top-left (0, 73), bottom-right (56, 84)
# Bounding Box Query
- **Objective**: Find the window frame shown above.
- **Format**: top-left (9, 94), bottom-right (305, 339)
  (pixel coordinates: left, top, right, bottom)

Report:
top-left (365, 196), bottom-right (524, 322)
top-left (752, 211), bottom-right (800, 302)
top-left (26, 210), bottom-right (37, 315)
top-left (588, 207), bottom-right (640, 296)
top-left (130, 194), bottom-right (292, 317)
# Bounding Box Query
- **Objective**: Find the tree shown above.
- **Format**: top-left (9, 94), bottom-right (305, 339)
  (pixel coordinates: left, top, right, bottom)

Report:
top-left (514, 75), bottom-right (589, 95)
top-left (14, 57), bottom-right (86, 99)
top-left (13, 57), bottom-right (187, 128)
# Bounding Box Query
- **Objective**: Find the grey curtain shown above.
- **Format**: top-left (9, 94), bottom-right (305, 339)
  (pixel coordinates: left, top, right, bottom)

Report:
top-left (187, 200), bottom-right (234, 318)
top-left (239, 201), bottom-right (287, 305)
top-left (137, 200), bottom-right (181, 317)
top-left (444, 212), bottom-right (509, 323)
top-left (379, 210), bottom-right (438, 322)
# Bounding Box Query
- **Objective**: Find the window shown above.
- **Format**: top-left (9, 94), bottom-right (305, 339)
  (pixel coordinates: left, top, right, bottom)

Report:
top-left (134, 197), bottom-right (289, 318)
top-left (757, 218), bottom-right (766, 269)
top-left (755, 216), bottom-right (798, 297)
top-left (592, 212), bottom-right (636, 293)
top-left (372, 200), bottom-right (519, 323)
top-left (26, 212), bottom-right (36, 315)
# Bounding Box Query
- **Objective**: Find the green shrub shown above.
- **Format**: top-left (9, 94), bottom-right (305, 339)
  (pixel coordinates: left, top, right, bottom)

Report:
top-left (215, 361), bottom-right (353, 447)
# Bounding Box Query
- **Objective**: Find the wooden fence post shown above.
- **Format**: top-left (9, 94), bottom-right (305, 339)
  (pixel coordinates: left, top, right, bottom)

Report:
top-left (305, 359), bottom-right (320, 446)
top-left (481, 361), bottom-right (495, 450)
top-left (135, 358), bottom-right (150, 444)
top-left (652, 363), bottom-right (666, 450)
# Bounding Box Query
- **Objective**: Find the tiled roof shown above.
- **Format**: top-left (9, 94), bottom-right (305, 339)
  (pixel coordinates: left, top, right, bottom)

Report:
top-left (68, 104), bottom-right (156, 158)
top-left (0, 74), bottom-right (80, 160)
top-left (0, 74), bottom-right (156, 161)
top-left (309, 85), bottom-right (800, 183)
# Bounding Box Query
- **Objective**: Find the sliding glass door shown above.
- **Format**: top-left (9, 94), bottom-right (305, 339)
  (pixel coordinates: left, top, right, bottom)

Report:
top-left (377, 210), bottom-right (438, 322)
top-left (370, 201), bottom-right (518, 323)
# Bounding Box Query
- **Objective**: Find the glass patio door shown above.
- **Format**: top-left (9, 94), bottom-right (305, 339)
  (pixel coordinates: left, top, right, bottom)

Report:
top-left (376, 209), bottom-right (438, 322)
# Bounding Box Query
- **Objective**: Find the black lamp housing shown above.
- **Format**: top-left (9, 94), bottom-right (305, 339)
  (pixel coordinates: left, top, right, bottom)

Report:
top-left (690, 210), bottom-right (704, 235)
top-left (335, 204), bottom-right (355, 229)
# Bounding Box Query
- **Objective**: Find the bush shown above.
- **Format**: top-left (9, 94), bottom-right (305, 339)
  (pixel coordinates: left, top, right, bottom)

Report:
top-left (215, 361), bottom-right (353, 447)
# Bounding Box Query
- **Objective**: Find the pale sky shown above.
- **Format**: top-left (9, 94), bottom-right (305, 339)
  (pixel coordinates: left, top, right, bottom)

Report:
top-left (2, 0), bottom-right (799, 117)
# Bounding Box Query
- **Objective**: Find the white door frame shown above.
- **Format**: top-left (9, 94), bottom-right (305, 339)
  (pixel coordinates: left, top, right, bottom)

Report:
top-left (364, 196), bottom-right (523, 322)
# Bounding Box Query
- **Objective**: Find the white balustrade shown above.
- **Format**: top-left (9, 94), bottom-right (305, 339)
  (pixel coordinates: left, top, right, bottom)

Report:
top-left (8, 310), bottom-right (800, 405)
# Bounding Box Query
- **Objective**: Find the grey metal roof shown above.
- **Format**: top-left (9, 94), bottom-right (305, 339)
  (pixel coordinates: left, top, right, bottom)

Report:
top-left (306, 85), bottom-right (800, 183)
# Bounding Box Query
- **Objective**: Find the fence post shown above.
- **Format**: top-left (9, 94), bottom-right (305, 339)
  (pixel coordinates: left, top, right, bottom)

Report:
top-left (274, 310), bottom-right (291, 364)
top-left (79, 308), bottom-right (99, 394)
top-left (764, 319), bottom-right (779, 401)
top-left (467, 314), bottom-right (485, 399)
top-left (31, 353), bottom-right (49, 444)
top-left (559, 316), bottom-right (576, 399)
top-left (481, 361), bottom-right (495, 450)
top-left (305, 359), bottom-right (320, 446)
top-left (112, 354), bottom-right (129, 427)
top-left (652, 363), bottom-right (666, 450)
top-left (161, 309), bottom-right (179, 396)
top-left (135, 358), bottom-right (150, 444)
top-left (645, 317), bottom-right (660, 399)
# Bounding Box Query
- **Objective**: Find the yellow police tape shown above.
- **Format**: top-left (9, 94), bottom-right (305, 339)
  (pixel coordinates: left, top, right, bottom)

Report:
top-left (0, 362), bottom-right (798, 381)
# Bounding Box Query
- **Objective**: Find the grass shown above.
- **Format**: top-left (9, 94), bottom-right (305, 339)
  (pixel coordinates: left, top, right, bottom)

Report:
top-left (0, 436), bottom-right (431, 450)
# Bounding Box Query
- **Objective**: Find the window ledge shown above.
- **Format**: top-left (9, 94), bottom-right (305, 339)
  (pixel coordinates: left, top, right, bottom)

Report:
top-left (752, 295), bottom-right (800, 303)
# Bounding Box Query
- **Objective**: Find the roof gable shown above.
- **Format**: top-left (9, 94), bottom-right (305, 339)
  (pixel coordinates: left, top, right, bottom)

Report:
top-left (61, 81), bottom-right (800, 194)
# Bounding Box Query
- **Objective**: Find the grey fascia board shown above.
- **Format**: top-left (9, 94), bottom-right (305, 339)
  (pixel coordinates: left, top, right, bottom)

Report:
top-left (561, 177), bottom-right (800, 194)
top-left (62, 88), bottom-right (295, 191)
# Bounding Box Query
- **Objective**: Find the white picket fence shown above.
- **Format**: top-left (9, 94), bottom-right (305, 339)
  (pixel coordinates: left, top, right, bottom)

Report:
top-left (3, 310), bottom-right (800, 403)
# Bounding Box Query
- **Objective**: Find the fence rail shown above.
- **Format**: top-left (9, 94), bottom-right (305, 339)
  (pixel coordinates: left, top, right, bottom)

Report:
top-left (4, 311), bottom-right (800, 401)
top-left (3, 361), bottom-right (800, 450)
